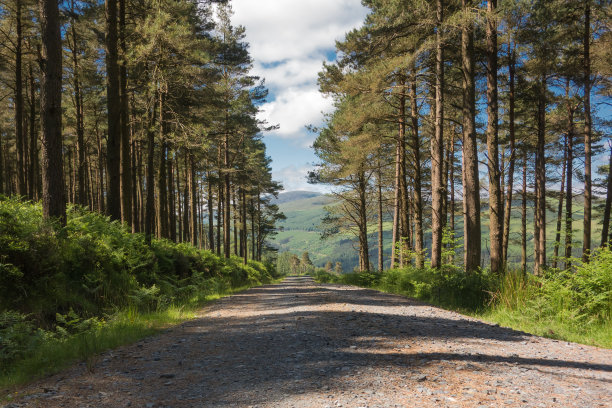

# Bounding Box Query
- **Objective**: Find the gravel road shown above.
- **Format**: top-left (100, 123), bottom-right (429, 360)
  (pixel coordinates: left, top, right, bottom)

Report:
top-left (5, 276), bottom-right (611, 408)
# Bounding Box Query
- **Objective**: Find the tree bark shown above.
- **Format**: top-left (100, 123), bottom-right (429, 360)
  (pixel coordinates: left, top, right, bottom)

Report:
top-left (106, 0), bottom-right (121, 220)
top-left (28, 64), bottom-right (38, 200)
top-left (461, 0), bottom-right (481, 272)
top-left (223, 135), bottom-right (231, 258)
top-left (144, 100), bottom-right (156, 244)
top-left (565, 97), bottom-right (574, 266)
top-left (431, 0), bottom-right (445, 269)
top-left (69, 6), bottom-right (86, 206)
top-left (534, 75), bottom-right (547, 274)
top-left (15, 0), bottom-right (26, 197)
top-left (377, 163), bottom-right (384, 271)
top-left (119, 0), bottom-right (131, 226)
top-left (208, 171), bottom-right (215, 251)
top-left (583, 2), bottom-right (592, 261)
top-left (39, 0), bottom-right (66, 224)
top-left (486, 0), bottom-right (503, 274)
top-left (189, 153), bottom-right (198, 246)
top-left (157, 93), bottom-right (168, 239)
top-left (502, 44), bottom-right (516, 266)
top-left (552, 139), bottom-right (567, 269)
top-left (358, 172), bottom-right (369, 272)
top-left (409, 67), bottom-right (424, 268)
top-left (521, 153), bottom-right (527, 276)
top-left (168, 150), bottom-right (176, 241)
top-left (601, 145), bottom-right (612, 247)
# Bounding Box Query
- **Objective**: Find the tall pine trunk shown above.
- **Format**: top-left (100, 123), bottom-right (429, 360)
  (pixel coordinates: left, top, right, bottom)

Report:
top-left (601, 146), bottom-right (612, 247)
top-left (462, 0), bottom-right (481, 272)
top-left (39, 0), bottom-right (66, 224)
top-left (119, 0), bottom-right (132, 227)
top-left (502, 44), bottom-right (516, 266)
top-left (105, 0), bottom-right (121, 220)
top-left (583, 2), bottom-right (592, 261)
top-left (552, 140), bottom-right (567, 269)
top-left (144, 99), bottom-right (156, 244)
top-left (208, 172), bottom-right (215, 251)
top-left (430, 0), bottom-right (445, 269)
top-left (521, 153), bottom-right (527, 275)
top-left (409, 67), bottom-right (424, 268)
top-left (486, 0), bottom-right (503, 274)
top-left (15, 0), bottom-right (26, 197)
top-left (565, 97), bottom-right (574, 266)
top-left (534, 75), bottom-right (547, 274)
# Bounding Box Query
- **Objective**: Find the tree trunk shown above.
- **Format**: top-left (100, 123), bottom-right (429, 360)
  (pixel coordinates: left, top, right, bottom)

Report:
top-left (144, 101), bottom-right (156, 244)
top-left (409, 66), bottom-right (424, 268)
top-left (216, 177), bottom-right (222, 256)
top-left (223, 135), bottom-right (231, 258)
top-left (208, 172), bottom-right (215, 251)
top-left (461, 0), bottom-right (481, 272)
top-left (69, 8), bottom-right (86, 206)
top-left (397, 77), bottom-right (409, 266)
top-left (39, 0), bottom-right (66, 224)
top-left (534, 75), bottom-right (547, 274)
top-left (168, 150), bottom-right (176, 241)
top-left (119, 0), bottom-right (131, 226)
top-left (15, 0), bottom-right (26, 197)
top-left (358, 172), bottom-right (369, 272)
top-left (232, 186), bottom-right (238, 256)
top-left (565, 97), bottom-right (574, 266)
top-left (377, 164), bottom-right (384, 271)
top-left (486, 0), bottom-right (503, 274)
top-left (28, 64), bottom-right (37, 200)
top-left (431, 0), bottom-right (445, 269)
top-left (157, 94), bottom-right (168, 239)
top-left (241, 188), bottom-right (248, 264)
top-left (0, 123), bottom-right (4, 195)
top-left (552, 139), bottom-right (567, 269)
top-left (601, 145), bottom-right (612, 247)
top-left (189, 153), bottom-right (198, 246)
top-left (521, 153), bottom-right (527, 276)
top-left (106, 0), bottom-right (121, 220)
top-left (583, 2), bottom-right (592, 261)
top-left (502, 44), bottom-right (516, 266)
top-left (391, 141), bottom-right (400, 268)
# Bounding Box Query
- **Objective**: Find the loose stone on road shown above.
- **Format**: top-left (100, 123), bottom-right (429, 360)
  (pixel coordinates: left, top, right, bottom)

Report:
top-left (7, 276), bottom-right (612, 407)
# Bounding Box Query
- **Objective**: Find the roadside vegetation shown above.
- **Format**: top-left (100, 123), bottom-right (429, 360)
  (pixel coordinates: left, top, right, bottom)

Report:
top-left (309, 247), bottom-right (612, 349)
top-left (0, 198), bottom-right (280, 390)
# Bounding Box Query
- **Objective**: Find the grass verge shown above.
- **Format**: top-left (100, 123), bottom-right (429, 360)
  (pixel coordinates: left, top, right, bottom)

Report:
top-left (0, 282), bottom-right (271, 398)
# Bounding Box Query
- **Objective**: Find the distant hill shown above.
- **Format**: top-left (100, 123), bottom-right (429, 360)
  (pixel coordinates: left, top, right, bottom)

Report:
top-left (273, 191), bottom-right (607, 272)
top-left (272, 191), bottom-right (322, 205)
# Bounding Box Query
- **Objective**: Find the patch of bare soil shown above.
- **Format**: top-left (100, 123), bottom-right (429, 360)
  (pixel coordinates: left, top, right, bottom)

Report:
top-left (4, 276), bottom-right (611, 407)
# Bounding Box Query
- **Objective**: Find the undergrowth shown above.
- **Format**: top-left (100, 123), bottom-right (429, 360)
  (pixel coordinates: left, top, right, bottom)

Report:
top-left (0, 197), bottom-right (280, 391)
top-left (312, 247), bottom-right (612, 348)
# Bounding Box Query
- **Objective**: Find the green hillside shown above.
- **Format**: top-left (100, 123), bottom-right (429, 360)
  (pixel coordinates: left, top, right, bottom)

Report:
top-left (273, 191), bottom-right (607, 272)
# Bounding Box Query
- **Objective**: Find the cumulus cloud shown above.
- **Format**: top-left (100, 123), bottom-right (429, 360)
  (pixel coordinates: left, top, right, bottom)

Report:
top-left (232, 0), bottom-right (367, 63)
top-left (230, 0), bottom-right (367, 191)
top-left (259, 87), bottom-right (333, 138)
top-left (273, 164), bottom-right (331, 193)
top-left (232, 0), bottom-right (367, 142)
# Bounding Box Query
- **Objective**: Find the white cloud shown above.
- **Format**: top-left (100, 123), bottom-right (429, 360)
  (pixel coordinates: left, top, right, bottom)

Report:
top-left (274, 164), bottom-right (331, 193)
top-left (232, 0), bottom-right (367, 142)
top-left (232, 0), bottom-right (367, 63)
top-left (229, 0), bottom-right (368, 191)
top-left (259, 87), bottom-right (333, 138)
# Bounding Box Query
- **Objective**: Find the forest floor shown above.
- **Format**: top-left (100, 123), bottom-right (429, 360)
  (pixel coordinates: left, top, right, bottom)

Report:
top-left (3, 276), bottom-right (611, 408)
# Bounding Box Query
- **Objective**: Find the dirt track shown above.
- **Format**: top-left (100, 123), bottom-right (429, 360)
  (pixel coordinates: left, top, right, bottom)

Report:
top-left (5, 276), bottom-right (612, 407)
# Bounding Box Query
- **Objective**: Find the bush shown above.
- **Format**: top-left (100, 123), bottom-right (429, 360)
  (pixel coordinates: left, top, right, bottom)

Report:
top-left (0, 197), bottom-right (276, 372)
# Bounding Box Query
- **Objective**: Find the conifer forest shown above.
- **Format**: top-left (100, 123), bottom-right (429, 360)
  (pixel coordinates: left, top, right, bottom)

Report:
top-left (0, 0), bottom-right (611, 400)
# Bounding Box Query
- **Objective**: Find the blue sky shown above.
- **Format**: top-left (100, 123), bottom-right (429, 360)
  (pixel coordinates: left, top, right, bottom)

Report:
top-left (231, 0), bottom-right (368, 192)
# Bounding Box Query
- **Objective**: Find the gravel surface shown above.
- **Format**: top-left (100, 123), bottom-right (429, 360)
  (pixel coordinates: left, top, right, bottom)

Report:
top-left (5, 276), bottom-right (611, 408)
